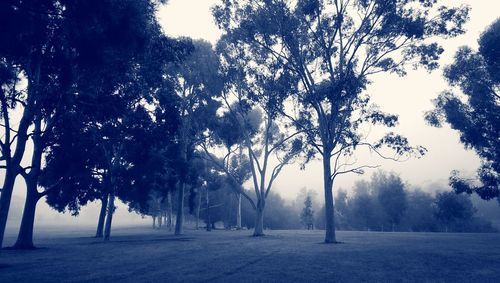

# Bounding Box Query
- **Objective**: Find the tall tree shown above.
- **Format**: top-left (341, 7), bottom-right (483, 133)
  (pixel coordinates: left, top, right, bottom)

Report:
top-left (426, 19), bottom-right (500, 204)
top-left (214, 0), bottom-right (468, 243)
top-left (169, 40), bottom-right (222, 235)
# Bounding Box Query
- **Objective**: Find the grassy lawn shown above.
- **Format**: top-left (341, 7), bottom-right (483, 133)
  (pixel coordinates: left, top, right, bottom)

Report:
top-left (1, 227), bottom-right (499, 282)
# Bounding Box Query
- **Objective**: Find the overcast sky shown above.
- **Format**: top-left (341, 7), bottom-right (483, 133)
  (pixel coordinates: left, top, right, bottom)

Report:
top-left (157, 0), bottom-right (499, 199)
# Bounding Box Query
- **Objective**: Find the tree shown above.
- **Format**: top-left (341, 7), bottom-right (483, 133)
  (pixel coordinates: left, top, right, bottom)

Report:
top-left (372, 171), bottom-right (408, 231)
top-left (426, 19), bottom-right (500, 204)
top-left (169, 39), bottom-right (222, 235)
top-left (203, 37), bottom-right (306, 236)
top-left (434, 191), bottom-right (476, 232)
top-left (300, 194), bottom-right (315, 230)
top-left (214, 0), bottom-right (468, 243)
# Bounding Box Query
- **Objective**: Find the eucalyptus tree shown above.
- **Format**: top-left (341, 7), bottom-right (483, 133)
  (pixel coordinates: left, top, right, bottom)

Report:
top-left (202, 37), bottom-right (305, 237)
top-left (214, 0), bottom-right (469, 243)
top-left (426, 19), bottom-right (500, 204)
top-left (169, 40), bottom-right (223, 235)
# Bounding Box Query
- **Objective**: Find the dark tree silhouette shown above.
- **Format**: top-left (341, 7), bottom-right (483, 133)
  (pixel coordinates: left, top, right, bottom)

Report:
top-left (426, 19), bottom-right (500, 204)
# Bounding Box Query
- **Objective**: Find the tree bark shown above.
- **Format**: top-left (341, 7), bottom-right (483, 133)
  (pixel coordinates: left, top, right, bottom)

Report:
top-left (13, 181), bottom-right (40, 249)
top-left (253, 201), bottom-right (265, 236)
top-left (0, 171), bottom-right (17, 248)
top-left (166, 191), bottom-right (172, 230)
top-left (323, 154), bottom-right (337, 243)
top-left (103, 191), bottom-right (115, 241)
top-left (95, 196), bottom-right (108, 238)
top-left (236, 192), bottom-right (242, 229)
top-left (196, 188), bottom-right (201, 230)
top-left (174, 183), bottom-right (184, 235)
top-left (206, 187), bottom-right (211, 232)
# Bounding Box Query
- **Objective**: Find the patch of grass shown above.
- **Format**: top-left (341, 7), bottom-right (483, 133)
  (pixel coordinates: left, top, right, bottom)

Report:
top-left (1, 227), bottom-right (499, 282)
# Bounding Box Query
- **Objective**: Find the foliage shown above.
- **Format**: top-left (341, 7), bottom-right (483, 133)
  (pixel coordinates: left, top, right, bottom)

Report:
top-left (426, 18), bottom-right (500, 203)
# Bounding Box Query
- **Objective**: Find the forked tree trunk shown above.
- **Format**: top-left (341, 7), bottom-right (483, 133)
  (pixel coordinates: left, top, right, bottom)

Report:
top-left (236, 193), bottom-right (242, 229)
top-left (95, 196), bottom-right (108, 238)
top-left (323, 153), bottom-right (337, 243)
top-left (13, 181), bottom-right (40, 249)
top-left (0, 171), bottom-right (17, 248)
top-left (103, 192), bottom-right (115, 241)
top-left (174, 183), bottom-right (184, 235)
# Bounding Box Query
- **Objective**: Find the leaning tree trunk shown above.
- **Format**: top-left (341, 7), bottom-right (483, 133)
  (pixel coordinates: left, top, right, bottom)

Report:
top-left (323, 153), bottom-right (337, 243)
top-left (95, 195), bottom-right (108, 238)
top-left (236, 193), bottom-right (242, 229)
top-left (253, 200), bottom-right (265, 237)
top-left (0, 170), bottom-right (17, 248)
top-left (13, 180), bottom-right (40, 249)
top-left (103, 191), bottom-right (115, 241)
top-left (174, 183), bottom-right (185, 235)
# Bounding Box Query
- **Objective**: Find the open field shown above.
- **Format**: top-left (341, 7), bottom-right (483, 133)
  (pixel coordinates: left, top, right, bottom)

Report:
top-left (1, 227), bottom-right (500, 282)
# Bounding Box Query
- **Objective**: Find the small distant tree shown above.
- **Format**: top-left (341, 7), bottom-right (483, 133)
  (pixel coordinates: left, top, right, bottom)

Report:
top-left (301, 195), bottom-right (315, 230)
top-left (373, 171), bottom-right (408, 231)
top-left (434, 191), bottom-right (476, 232)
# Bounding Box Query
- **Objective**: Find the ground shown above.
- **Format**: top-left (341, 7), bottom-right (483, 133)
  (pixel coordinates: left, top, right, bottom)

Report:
top-left (1, 227), bottom-right (499, 282)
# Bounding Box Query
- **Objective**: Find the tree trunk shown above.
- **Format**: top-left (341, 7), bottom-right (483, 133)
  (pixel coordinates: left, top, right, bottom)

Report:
top-left (13, 182), bottom-right (40, 249)
top-left (152, 215), bottom-right (156, 229)
top-left (103, 192), bottom-right (115, 241)
top-left (174, 183), bottom-right (184, 235)
top-left (0, 171), bottom-right (17, 248)
top-left (236, 193), bottom-right (242, 229)
top-left (206, 187), bottom-right (211, 232)
top-left (323, 154), bottom-right (337, 243)
top-left (95, 196), bottom-right (108, 238)
top-left (166, 191), bottom-right (172, 230)
top-left (253, 205), bottom-right (265, 236)
top-left (196, 188), bottom-right (201, 230)
top-left (158, 213), bottom-right (162, 228)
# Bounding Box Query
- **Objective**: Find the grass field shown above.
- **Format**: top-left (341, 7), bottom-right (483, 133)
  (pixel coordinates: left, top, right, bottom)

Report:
top-left (1, 227), bottom-right (499, 282)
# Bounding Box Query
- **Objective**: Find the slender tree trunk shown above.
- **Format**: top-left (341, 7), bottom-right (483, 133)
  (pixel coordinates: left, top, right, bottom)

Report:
top-left (158, 212), bottom-right (162, 228)
top-left (13, 181), bottom-right (40, 249)
top-left (323, 153), bottom-right (337, 243)
top-left (152, 215), bottom-right (156, 229)
top-left (174, 183), bottom-right (184, 235)
top-left (103, 191), bottom-right (115, 241)
top-left (236, 192), bottom-right (242, 229)
top-left (206, 187), bottom-right (211, 232)
top-left (166, 191), bottom-right (172, 230)
top-left (0, 171), bottom-right (17, 248)
top-left (196, 188), bottom-right (201, 230)
top-left (95, 196), bottom-right (108, 238)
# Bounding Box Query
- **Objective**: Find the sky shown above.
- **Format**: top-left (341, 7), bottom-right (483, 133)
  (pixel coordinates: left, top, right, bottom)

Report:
top-left (157, 0), bottom-right (499, 199)
top-left (4, 0), bottom-right (499, 234)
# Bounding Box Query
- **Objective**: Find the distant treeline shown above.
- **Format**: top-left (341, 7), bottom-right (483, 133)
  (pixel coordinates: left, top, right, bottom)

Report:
top-left (164, 171), bottom-right (497, 233)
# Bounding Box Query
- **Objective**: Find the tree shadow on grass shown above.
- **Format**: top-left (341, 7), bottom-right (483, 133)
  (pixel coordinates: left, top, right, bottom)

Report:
top-left (87, 237), bottom-right (194, 245)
